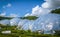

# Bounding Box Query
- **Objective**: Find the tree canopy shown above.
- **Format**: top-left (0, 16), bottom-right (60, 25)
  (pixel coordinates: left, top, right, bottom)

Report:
top-left (51, 8), bottom-right (60, 14)
top-left (20, 16), bottom-right (38, 20)
top-left (0, 16), bottom-right (38, 20)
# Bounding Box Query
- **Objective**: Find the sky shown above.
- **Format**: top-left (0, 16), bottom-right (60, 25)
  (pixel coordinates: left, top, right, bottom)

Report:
top-left (0, 0), bottom-right (44, 17)
top-left (0, 0), bottom-right (60, 32)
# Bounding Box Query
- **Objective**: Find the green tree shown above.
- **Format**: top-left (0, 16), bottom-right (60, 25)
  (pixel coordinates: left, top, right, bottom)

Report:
top-left (51, 8), bottom-right (60, 14)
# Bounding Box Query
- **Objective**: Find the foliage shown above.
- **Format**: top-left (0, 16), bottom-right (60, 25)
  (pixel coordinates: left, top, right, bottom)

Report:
top-left (0, 16), bottom-right (13, 20)
top-left (54, 30), bottom-right (60, 35)
top-left (0, 16), bottom-right (38, 20)
top-left (0, 24), bottom-right (60, 37)
top-left (20, 16), bottom-right (38, 20)
top-left (51, 8), bottom-right (60, 14)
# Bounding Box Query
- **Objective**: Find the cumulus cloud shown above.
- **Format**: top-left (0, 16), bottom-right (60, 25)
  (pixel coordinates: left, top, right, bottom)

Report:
top-left (42, 0), bottom-right (60, 9)
top-left (25, 5), bottom-right (50, 16)
top-left (42, 2), bottom-right (50, 9)
top-left (25, 0), bottom-right (60, 16)
top-left (31, 5), bottom-right (50, 16)
top-left (31, 5), bottom-right (41, 16)
top-left (0, 12), bottom-right (6, 16)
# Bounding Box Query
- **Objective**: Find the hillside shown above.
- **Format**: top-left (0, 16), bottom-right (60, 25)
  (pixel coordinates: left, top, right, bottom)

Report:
top-left (0, 24), bottom-right (60, 37)
top-left (0, 16), bottom-right (13, 20)
top-left (0, 16), bottom-right (38, 20)
top-left (51, 8), bottom-right (60, 14)
top-left (20, 16), bottom-right (38, 20)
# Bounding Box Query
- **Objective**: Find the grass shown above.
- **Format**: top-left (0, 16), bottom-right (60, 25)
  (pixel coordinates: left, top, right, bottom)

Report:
top-left (0, 33), bottom-right (60, 37)
top-left (0, 24), bottom-right (60, 37)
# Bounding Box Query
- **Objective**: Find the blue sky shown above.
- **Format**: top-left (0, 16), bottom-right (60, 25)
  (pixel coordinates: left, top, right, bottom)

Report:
top-left (0, 0), bottom-right (60, 32)
top-left (0, 0), bottom-right (44, 17)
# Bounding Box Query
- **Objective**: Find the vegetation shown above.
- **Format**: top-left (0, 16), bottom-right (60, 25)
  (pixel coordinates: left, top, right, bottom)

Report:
top-left (0, 8), bottom-right (60, 37)
top-left (0, 24), bottom-right (60, 37)
top-left (20, 16), bottom-right (38, 20)
top-left (0, 16), bottom-right (13, 20)
top-left (51, 8), bottom-right (60, 14)
top-left (54, 30), bottom-right (60, 35)
top-left (0, 16), bottom-right (38, 20)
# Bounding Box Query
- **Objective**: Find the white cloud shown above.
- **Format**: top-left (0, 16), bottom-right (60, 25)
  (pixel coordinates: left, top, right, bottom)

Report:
top-left (3, 3), bottom-right (12, 8)
top-left (31, 5), bottom-right (41, 16)
top-left (25, 0), bottom-right (60, 16)
top-left (42, 2), bottom-right (51, 9)
top-left (6, 3), bottom-right (12, 7)
top-left (25, 13), bottom-right (30, 17)
top-left (0, 12), bottom-right (6, 16)
top-left (25, 5), bottom-right (50, 17)
top-left (42, 0), bottom-right (60, 9)
top-left (30, 5), bottom-right (50, 16)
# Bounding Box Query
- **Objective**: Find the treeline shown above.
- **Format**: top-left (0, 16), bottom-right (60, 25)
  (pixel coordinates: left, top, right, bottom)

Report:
top-left (0, 16), bottom-right (38, 20)
top-left (51, 8), bottom-right (60, 14)
top-left (0, 16), bottom-right (12, 20)
top-left (20, 16), bottom-right (38, 20)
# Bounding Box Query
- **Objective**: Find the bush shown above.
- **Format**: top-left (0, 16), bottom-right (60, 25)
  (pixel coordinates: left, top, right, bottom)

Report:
top-left (51, 8), bottom-right (60, 14)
